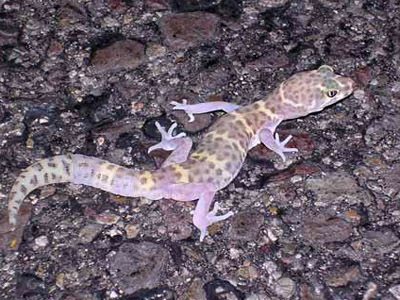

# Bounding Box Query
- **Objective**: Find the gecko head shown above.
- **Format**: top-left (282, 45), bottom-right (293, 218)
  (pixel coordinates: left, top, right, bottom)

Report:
top-left (280, 65), bottom-right (355, 117)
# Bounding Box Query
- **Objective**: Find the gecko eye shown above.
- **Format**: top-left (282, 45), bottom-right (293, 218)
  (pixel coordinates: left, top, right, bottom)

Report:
top-left (326, 90), bottom-right (337, 98)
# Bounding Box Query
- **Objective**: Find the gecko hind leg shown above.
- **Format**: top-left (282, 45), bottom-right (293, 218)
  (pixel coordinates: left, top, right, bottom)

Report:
top-left (164, 183), bottom-right (234, 241)
top-left (148, 122), bottom-right (193, 167)
top-left (193, 190), bottom-right (233, 241)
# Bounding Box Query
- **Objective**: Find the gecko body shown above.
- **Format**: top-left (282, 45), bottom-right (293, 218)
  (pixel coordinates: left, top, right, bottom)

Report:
top-left (7, 65), bottom-right (354, 240)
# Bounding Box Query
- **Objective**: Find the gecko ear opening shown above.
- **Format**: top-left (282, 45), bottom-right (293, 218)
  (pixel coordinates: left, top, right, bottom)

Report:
top-left (318, 65), bottom-right (334, 73)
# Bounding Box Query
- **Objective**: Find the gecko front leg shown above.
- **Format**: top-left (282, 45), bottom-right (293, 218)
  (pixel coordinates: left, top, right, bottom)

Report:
top-left (148, 122), bottom-right (193, 167)
top-left (259, 127), bottom-right (298, 162)
top-left (171, 99), bottom-right (241, 122)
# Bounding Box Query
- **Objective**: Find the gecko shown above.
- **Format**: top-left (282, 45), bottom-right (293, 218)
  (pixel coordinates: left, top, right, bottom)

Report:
top-left (7, 65), bottom-right (354, 241)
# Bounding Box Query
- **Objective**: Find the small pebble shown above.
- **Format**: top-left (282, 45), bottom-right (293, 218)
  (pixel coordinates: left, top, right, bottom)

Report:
top-left (35, 236), bottom-right (49, 247)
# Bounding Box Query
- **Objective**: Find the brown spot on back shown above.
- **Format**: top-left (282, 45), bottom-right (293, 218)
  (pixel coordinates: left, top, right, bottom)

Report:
top-left (30, 175), bottom-right (38, 186)
top-left (48, 162), bottom-right (57, 168)
top-left (33, 163), bottom-right (44, 172)
top-left (188, 174), bottom-right (194, 182)
top-left (62, 160), bottom-right (71, 176)
top-left (158, 174), bottom-right (166, 181)
top-left (78, 162), bottom-right (88, 168)
top-left (44, 173), bottom-right (49, 183)
top-left (51, 173), bottom-right (56, 180)
top-left (223, 151), bottom-right (231, 158)
top-left (140, 177), bottom-right (147, 185)
top-left (224, 143), bottom-right (232, 150)
top-left (107, 164), bottom-right (115, 170)
top-left (239, 138), bottom-right (247, 149)
top-left (244, 116), bottom-right (254, 128)
top-left (182, 163), bottom-right (192, 170)
top-left (101, 174), bottom-right (109, 182)
top-left (235, 119), bottom-right (245, 128)
top-left (20, 184), bottom-right (27, 194)
top-left (216, 169), bottom-right (223, 176)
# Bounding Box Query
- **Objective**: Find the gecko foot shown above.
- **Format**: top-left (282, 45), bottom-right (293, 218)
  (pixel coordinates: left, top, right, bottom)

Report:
top-left (198, 202), bottom-right (234, 241)
top-left (274, 133), bottom-right (298, 162)
top-left (170, 99), bottom-right (195, 122)
top-left (148, 122), bottom-right (186, 153)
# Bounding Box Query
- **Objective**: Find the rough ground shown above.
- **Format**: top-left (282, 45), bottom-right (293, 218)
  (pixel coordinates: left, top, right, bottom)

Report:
top-left (0, 0), bottom-right (399, 299)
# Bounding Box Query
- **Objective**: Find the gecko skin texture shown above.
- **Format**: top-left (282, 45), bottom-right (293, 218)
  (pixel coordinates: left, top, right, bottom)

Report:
top-left (7, 65), bottom-right (354, 241)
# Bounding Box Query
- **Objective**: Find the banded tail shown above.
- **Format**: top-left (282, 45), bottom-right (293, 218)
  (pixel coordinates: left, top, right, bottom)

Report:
top-left (8, 154), bottom-right (144, 229)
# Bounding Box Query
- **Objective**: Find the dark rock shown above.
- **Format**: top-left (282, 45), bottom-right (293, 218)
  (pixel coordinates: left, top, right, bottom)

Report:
top-left (160, 200), bottom-right (193, 241)
top-left (303, 216), bottom-right (352, 245)
top-left (0, 103), bottom-right (6, 123)
top-left (268, 164), bottom-right (319, 182)
top-left (204, 278), bottom-right (245, 300)
top-left (16, 274), bottom-right (48, 299)
top-left (0, 22), bottom-right (19, 46)
top-left (78, 223), bottom-right (103, 244)
top-left (361, 230), bottom-right (400, 257)
top-left (228, 210), bottom-right (264, 241)
top-left (47, 40), bottom-right (63, 58)
top-left (169, 0), bottom-right (243, 19)
top-left (245, 49), bottom-right (290, 70)
top-left (353, 66), bottom-right (374, 87)
top-left (91, 40), bottom-right (145, 73)
top-left (58, 2), bottom-right (88, 29)
top-left (145, 0), bottom-right (170, 11)
top-left (300, 284), bottom-right (326, 300)
top-left (107, 242), bottom-right (170, 294)
top-left (306, 171), bottom-right (373, 206)
top-left (324, 267), bottom-right (361, 287)
top-left (159, 12), bottom-right (220, 50)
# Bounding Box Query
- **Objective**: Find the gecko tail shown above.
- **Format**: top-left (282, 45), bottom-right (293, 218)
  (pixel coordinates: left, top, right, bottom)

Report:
top-left (8, 154), bottom-right (145, 230)
top-left (8, 154), bottom-right (74, 229)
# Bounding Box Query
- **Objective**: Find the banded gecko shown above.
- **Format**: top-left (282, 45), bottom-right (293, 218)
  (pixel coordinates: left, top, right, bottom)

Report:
top-left (7, 65), bottom-right (354, 241)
